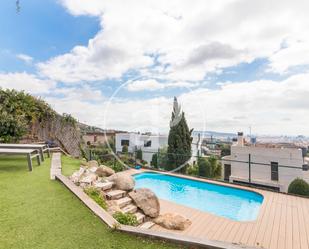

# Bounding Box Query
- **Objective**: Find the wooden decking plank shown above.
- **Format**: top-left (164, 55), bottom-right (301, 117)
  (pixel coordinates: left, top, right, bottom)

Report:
top-left (224, 221), bottom-right (242, 243)
top-left (261, 192), bottom-right (279, 248)
top-left (300, 197), bottom-right (309, 249)
top-left (269, 197), bottom-right (282, 249)
top-left (292, 204), bottom-right (301, 249)
top-left (286, 197), bottom-right (293, 249)
top-left (232, 222), bottom-right (251, 244)
top-left (191, 211), bottom-right (219, 238)
top-left (254, 192), bottom-right (274, 248)
top-left (211, 218), bottom-right (230, 241)
top-left (246, 192), bottom-right (272, 247)
top-left (295, 196), bottom-right (307, 249)
top-left (277, 194), bottom-right (287, 249)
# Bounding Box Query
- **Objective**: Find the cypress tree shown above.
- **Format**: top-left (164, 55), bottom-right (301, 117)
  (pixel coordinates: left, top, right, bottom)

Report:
top-left (166, 97), bottom-right (193, 171)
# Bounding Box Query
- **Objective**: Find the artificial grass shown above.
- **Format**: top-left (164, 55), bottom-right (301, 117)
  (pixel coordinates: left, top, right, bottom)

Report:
top-left (0, 155), bottom-right (180, 249)
top-left (61, 155), bottom-right (81, 176)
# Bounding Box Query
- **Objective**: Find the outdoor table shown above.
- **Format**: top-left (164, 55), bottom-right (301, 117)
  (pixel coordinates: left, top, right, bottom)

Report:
top-left (0, 143), bottom-right (50, 161)
top-left (0, 148), bottom-right (41, 171)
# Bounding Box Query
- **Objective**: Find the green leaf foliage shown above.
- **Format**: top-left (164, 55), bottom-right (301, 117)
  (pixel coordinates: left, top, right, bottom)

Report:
top-left (166, 97), bottom-right (192, 171)
top-left (0, 88), bottom-right (74, 143)
top-left (113, 212), bottom-right (138, 226)
top-left (84, 187), bottom-right (107, 210)
top-left (288, 178), bottom-right (309, 197)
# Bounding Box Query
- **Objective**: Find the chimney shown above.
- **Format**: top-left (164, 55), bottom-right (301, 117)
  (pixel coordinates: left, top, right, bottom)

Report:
top-left (237, 132), bottom-right (244, 147)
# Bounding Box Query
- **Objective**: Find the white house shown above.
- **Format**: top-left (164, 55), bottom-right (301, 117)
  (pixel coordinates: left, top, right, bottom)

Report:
top-left (222, 132), bottom-right (309, 192)
top-left (115, 133), bottom-right (168, 163)
top-left (115, 132), bottom-right (202, 165)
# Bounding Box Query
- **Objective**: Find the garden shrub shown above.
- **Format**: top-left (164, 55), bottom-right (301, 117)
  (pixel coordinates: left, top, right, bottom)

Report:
top-left (122, 145), bottom-right (128, 153)
top-left (186, 165), bottom-right (198, 176)
top-left (198, 157), bottom-right (212, 177)
top-left (151, 153), bottom-right (158, 168)
top-left (84, 187), bottom-right (107, 210)
top-left (136, 149), bottom-right (143, 160)
top-left (113, 212), bottom-right (138, 226)
top-left (288, 178), bottom-right (309, 197)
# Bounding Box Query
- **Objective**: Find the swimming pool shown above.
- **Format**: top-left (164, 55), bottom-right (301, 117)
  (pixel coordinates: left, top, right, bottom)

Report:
top-left (134, 172), bottom-right (263, 221)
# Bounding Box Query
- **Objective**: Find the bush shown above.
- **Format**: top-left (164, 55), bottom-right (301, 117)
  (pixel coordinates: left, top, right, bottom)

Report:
top-left (198, 157), bottom-right (212, 177)
top-left (0, 113), bottom-right (27, 142)
top-left (288, 178), bottom-right (309, 196)
top-left (84, 187), bottom-right (107, 210)
top-left (151, 153), bottom-right (158, 168)
top-left (105, 160), bottom-right (126, 172)
top-left (187, 165), bottom-right (198, 176)
top-left (136, 149), bottom-right (143, 160)
top-left (113, 212), bottom-right (138, 226)
top-left (122, 145), bottom-right (128, 153)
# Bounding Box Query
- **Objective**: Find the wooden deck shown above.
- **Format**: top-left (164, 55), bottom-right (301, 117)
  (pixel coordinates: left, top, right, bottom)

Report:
top-left (131, 170), bottom-right (309, 249)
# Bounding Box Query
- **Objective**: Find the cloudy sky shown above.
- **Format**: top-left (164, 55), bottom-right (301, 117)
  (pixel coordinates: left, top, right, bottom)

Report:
top-left (1, 0), bottom-right (309, 135)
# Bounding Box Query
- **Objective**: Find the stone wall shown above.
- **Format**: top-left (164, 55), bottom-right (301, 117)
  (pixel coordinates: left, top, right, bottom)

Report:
top-left (23, 114), bottom-right (82, 158)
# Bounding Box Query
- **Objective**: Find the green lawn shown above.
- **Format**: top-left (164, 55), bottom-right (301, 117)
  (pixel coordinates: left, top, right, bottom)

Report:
top-left (0, 155), bottom-right (179, 249)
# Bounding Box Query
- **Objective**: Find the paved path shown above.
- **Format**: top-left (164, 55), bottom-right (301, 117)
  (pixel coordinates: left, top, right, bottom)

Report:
top-left (50, 153), bottom-right (61, 180)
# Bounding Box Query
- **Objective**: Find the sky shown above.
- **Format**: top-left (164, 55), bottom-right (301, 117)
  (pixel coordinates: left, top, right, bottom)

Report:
top-left (0, 0), bottom-right (309, 136)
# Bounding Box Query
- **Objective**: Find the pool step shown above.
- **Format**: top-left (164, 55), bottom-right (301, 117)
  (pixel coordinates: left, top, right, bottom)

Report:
top-left (122, 204), bottom-right (137, 214)
top-left (106, 190), bottom-right (126, 200)
top-left (134, 212), bottom-right (145, 224)
top-left (94, 181), bottom-right (113, 191)
top-left (139, 221), bottom-right (155, 229)
top-left (116, 197), bottom-right (132, 208)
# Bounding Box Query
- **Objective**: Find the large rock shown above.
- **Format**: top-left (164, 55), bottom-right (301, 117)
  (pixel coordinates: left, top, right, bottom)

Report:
top-left (95, 165), bottom-right (115, 177)
top-left (106, 201), bottom-right (122, 215)
top-left (70, 167), bottom-right (85, 183)
top-left (154, 213), bottom-right (192, 231)
top-left (87, 160), bottom-right (99, 168)
top-left (79, 173), bottom-right (97, 185)
top-left (107, 172), bottom-right (135, 191)
top-left (129, 188), bottom-right (160, 218)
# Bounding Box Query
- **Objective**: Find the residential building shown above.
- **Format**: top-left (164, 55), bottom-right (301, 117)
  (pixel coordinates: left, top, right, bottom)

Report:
top-left (83, 130), bottom-right (116, 146)
top-left (222, 132), bottom-right (309, 192)
top-left (115, 132), bottom-right (202, 165)
top-left (115, 133), bottom-right (168, 163)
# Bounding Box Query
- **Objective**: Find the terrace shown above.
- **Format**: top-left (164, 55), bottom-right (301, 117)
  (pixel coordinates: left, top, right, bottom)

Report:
top-left (134, 170), bottom-right (309, 249)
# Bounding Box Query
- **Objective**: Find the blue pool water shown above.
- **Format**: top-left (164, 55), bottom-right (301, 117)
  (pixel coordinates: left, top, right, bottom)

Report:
top-left (134, 172), bottom-right (263, 221)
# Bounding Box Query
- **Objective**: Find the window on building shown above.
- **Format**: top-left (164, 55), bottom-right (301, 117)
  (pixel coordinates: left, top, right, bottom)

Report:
top-left (121, 139), bottom-right (130, 146)
top-left (144, 140), bottom-right (152, 147)
top-left (94, 135), bottom-right (97, 142)
top-left (271, 162), bottom-right (279, 181)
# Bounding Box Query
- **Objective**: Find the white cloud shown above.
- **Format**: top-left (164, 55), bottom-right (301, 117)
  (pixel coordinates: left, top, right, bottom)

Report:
top-left (126, 79), bottom-right (198, 92)
top-left (268, 38), bottom-right (309, 73)
top-left (16, 54), bottom-right (33, 64)
top-left (35, 0), bottom-right (309, 83)
top-left (44, 73), bottom-right (309, 136)
top-left (0, 72), bottom-right (56, 94)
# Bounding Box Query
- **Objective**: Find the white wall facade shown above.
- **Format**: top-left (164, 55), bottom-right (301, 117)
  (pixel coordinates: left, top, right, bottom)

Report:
top-left (225, 144), bottom-right (309, 192)
top-left (115, 133), bottom-right (168, 163)
top-left (116, 133), bottom-right (201, 165)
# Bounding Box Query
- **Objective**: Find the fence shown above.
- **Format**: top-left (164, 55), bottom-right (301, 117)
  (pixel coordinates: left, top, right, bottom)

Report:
top-left (85, 145), bottom-right (309, 192)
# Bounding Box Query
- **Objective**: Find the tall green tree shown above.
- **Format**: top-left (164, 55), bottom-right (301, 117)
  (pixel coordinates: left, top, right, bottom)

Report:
top-left (166, 97), bottom-right (193, 171)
